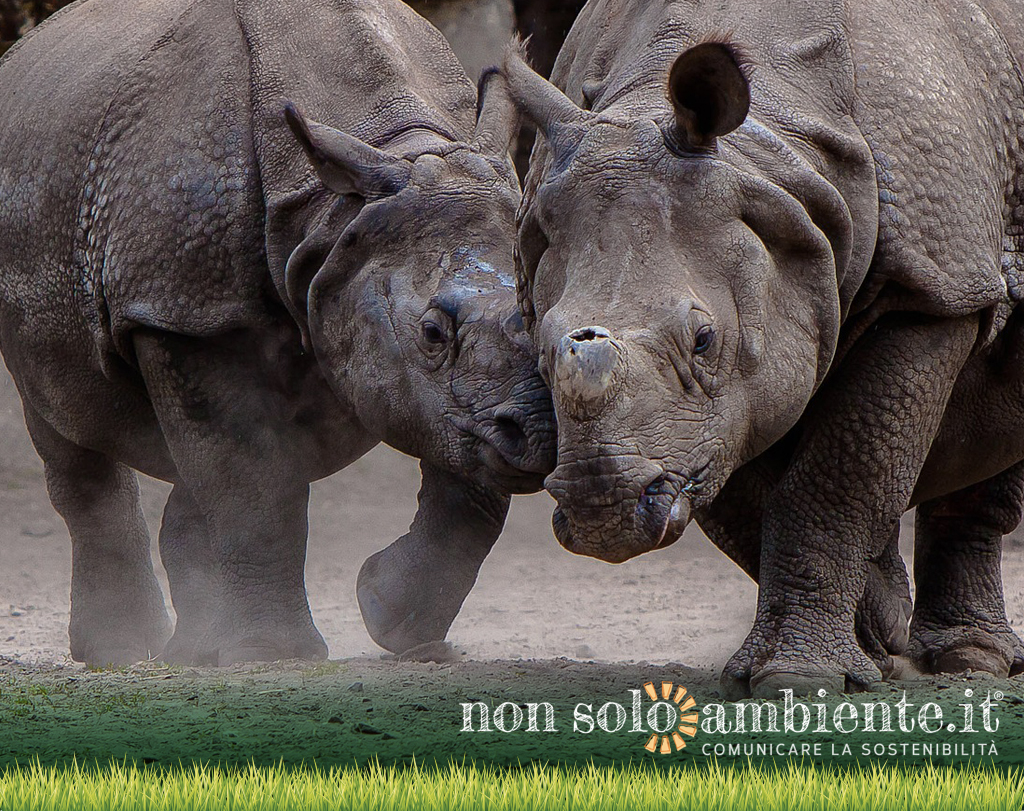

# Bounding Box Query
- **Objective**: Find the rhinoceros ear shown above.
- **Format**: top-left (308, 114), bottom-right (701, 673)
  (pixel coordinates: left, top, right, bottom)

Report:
top-left (284, 102), bottom-right (411, 198)
top-left (501, 41), bottom-right (592, 167)
top-left (473, 67), bottom-right (521, 158)
top-left (667, 42), bottom-right (750, 150)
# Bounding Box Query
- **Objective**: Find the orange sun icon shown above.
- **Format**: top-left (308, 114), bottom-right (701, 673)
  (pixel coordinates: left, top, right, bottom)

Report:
top-left (641, 681), bottom-right (699, 754)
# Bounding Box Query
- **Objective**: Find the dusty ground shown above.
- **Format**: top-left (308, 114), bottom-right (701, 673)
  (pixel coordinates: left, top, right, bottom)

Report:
top-left (0, 362), bottom-right (767, 671)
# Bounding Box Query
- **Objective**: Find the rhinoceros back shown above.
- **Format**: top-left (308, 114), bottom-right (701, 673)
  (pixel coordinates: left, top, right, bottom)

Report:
top-left (232, 0), bottom-right (478, 325)
top-left (0, 0), bottom-right (269, 368)
top-left (844, 0), bottom-right (1024, 323)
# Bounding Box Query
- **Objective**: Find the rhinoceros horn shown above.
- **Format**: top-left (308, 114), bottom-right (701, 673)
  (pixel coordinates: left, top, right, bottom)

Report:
top-left (284, 102), bottom-right (412, 199)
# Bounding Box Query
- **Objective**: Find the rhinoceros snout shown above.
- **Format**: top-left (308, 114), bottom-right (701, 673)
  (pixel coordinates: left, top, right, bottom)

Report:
top-left (468, 381), bottom-right (557, 493)
top-left (482, 407), bottom-right (555, 475)
top-left (546, 461), bottom-right (691, 563)
top-left (553, 326), bottom-right (624, 418)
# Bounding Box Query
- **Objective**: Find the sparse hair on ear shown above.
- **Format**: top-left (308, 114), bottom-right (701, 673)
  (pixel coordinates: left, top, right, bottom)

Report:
top-left (503, 34), bottom-right (532, 71)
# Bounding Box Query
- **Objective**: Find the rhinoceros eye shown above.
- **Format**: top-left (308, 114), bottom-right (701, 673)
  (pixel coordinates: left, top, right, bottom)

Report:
top-left (422, 321), bottom-right (447, 345)
top-left (693, 325), bottom-right (715, 355)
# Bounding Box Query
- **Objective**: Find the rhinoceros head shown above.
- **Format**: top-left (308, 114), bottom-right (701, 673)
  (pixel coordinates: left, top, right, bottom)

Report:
top-left (281, 81), bottom-right (555, 494)
top-left (504, 43), bottom-right (842, 559)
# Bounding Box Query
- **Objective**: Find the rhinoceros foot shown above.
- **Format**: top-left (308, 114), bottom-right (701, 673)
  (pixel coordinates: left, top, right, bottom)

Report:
top-left (72, 624), bottom-right (173, 670)
top-left (722, 622), bottom-right (884, 700)
top-left (357, 548), bottom-right (447, 655)
top-left (69, 578), bottom-right (173, 669)
top-left (217, 633), bottom-right (328, 666)
top-left (158, 630), bottom-right (220, 667)
top-left (158, 620), bottom-right (327, 667)
top-left (356, 543), bottom-right (471, 655)
top-left (909, 626), bottom-right (1024, 678)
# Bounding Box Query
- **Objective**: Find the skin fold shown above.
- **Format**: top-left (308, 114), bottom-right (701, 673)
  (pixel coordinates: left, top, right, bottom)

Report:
top-left (502, 0), bottom-right (1024, 696)
top-left (0, 0), bottom-right (555, 667)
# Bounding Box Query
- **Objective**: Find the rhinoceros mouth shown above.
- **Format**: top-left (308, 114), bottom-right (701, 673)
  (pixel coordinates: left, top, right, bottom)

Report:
top-left (548, 464), bottom-right (708, 563)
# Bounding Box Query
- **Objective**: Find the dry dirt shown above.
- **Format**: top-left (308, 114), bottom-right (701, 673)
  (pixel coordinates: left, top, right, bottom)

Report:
top-left (0, 366), bottom-right (766, 672)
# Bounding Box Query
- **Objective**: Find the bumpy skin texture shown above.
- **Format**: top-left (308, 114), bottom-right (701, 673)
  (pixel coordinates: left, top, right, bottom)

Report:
top-left (695, 450), bottom-right (914, 681)
top-left (505, 0), bottom-right (1024, 695)
top-left (0, 0), bottom-right (555, 666)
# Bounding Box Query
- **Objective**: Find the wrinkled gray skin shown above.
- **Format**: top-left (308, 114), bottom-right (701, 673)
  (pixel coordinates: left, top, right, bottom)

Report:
top-left (0, 0), bottom-right (555, 667)
top-left (504, 0), bottom-right (1024, 696)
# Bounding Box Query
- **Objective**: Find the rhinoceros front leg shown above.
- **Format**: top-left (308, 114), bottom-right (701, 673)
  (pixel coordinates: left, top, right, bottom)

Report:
top-left (723, 313), bottom-right (978, 698)
top-left (135, 330), bottom-right (327, 666)
top-left (910, 461), bottom-right (1024, 677)
top-left (699, 456), bottom-right (912, 677)
top-left (22, 404), bottom-right (172, 667)
top-left (357, 462), bottom-right (509, 654)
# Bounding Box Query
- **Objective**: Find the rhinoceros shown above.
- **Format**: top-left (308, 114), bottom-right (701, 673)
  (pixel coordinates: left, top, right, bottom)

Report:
top-left (502, 0), bottom-right (1024, 696)
top-left (0, 0), bottom-right (555, 667)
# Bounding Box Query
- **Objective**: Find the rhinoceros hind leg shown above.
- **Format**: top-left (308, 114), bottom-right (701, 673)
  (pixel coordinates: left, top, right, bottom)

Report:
top-left (357, 463), bottom-right (509, 654)
top-left (24, 406), bottom-right (172, 668)
top-left (910, 462), bottom-right (1024, 678)
top-left (855, 528), bottom-right (913, 677)
top-left (156, 484), bottom-right (222, 666)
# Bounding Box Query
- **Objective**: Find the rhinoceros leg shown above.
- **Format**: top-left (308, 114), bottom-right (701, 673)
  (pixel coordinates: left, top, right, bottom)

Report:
top-left (699, 456), bottom-right (912, 678)
top-left (909, 461), bottom-right (1024, 677)
top-left (156, 484), bottom-right (223, 665)
top-left (854, 526), bottom-right (913, 672)
top-left (357, 462), bottom-right (509, 654)
top-left (22, 404), bottom-right (172, 667)
top-left (722, 313), bottom-right (978, 699)
top-left (134, 330), bottom-right (327, 666)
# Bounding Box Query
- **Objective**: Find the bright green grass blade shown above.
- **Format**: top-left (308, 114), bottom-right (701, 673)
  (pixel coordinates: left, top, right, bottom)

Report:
top-left (0, 759), bottom-right (1021, 811)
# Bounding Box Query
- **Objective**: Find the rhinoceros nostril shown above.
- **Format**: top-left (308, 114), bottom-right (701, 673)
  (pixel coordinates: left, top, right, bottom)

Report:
top-left (492, 414), bottom-right (528, 456)
top-left (568, 326), bottom-right (611, 343)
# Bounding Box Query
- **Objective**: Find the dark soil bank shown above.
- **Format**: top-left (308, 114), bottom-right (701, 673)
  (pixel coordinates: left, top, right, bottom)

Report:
top-left (1, 657), bottom-right (1021, 769)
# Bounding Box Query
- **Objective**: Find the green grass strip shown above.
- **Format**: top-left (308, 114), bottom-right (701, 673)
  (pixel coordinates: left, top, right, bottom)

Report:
top-left (0, 758), bottom-right (1021, 810)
